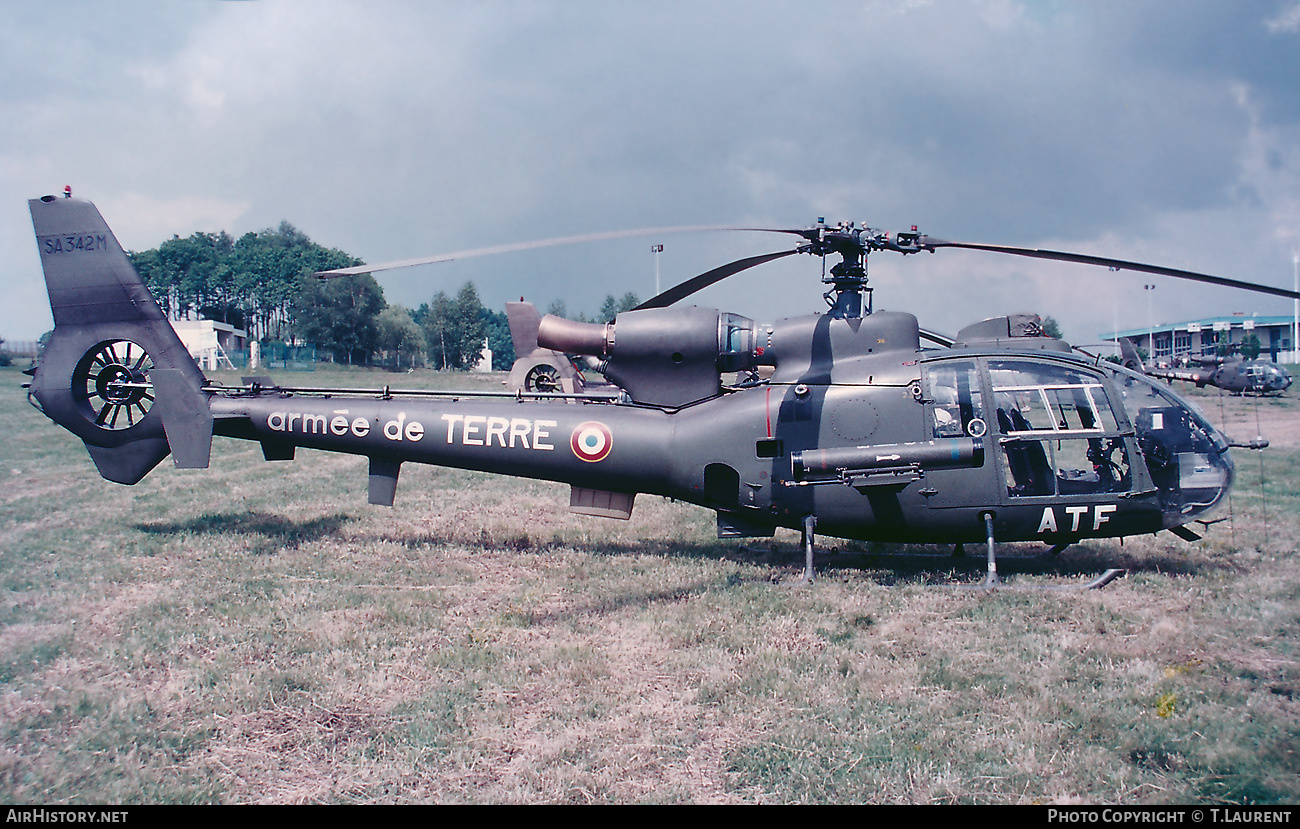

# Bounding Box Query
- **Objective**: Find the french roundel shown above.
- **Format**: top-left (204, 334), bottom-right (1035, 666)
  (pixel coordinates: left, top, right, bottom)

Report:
top-left (570, 421), bottom-right (613, 462)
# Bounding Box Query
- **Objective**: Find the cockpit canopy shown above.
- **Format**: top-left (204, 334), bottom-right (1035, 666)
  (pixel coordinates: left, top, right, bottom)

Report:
top-left (924, 355), bottom-right (1233, 525)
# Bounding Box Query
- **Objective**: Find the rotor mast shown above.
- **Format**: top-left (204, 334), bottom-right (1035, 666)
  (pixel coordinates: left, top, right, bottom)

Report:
top-left (815, 219), bottom-right (870, 319)
top-left (801, 219), bottom-right (926, 319)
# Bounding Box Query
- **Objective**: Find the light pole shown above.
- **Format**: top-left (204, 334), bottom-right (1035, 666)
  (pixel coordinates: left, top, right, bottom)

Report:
top-left (1112, 292), bottom-right (1120, 361)
top-left (651, 244), bottom-right (663, 296)
top-left (1145, 283), bottom-right (1156, 360)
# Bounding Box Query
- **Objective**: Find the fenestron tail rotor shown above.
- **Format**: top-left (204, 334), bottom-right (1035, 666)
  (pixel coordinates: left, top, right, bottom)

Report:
top-left (75, 340), bottom-right (155, 430)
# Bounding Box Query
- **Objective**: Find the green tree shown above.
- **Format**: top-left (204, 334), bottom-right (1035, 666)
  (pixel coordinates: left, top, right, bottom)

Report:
top-left (453, 282), bottom-right (487, 367)
top-left (1240, 333), bottom-right (1262, 360)
top-left (290, 272), bottom-right (386, 364)
top-left (131, 221), bottom-right (360, 343)
top-left (480, 307), bottom-right (514, 369)
top-left (417, 301), bottom-right (514, 370)
top-left (1042, 316), bottom-right (1063, 339)
top-left (420, 282), bottom-right (488, 370)
top-left (598, 294), bottom-right (620, 323)
top-left (421, 291), bottom-right (455, 369)
top-left (237, 223), bottom-right (358, 343)
top-left (375, 305), bottom-right (426, 368)
top-left (561, 293), bottom-right (639, 324)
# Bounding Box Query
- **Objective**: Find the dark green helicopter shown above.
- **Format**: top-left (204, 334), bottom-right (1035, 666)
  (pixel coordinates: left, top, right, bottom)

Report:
top-left (25, 194), bottom-right (1300, 585)
top-left (1120, 341), bottom-right (1293, 396)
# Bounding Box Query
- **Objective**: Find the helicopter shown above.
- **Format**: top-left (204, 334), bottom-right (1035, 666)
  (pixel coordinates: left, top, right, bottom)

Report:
top-left (24, 194), bottom-right (1300, 585)
top-left (1119, 339), bottom-right (1293, 396)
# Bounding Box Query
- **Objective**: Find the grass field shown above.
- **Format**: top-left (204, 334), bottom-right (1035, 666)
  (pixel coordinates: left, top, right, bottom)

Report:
top-left (1, 365), bottom-right (1297, 804)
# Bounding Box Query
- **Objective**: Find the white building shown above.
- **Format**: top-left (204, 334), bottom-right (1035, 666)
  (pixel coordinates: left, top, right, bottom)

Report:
top-left (171, 319), bottom-right (247, 370)
top-left (472, 338), bottom-right (493, 373)
top-left (1105, 314), bottom-right (1296, 363)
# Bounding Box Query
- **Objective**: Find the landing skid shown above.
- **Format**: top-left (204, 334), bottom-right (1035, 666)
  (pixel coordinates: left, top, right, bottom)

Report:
top-left (787, 515), bottom-right (1125, 590)
top-left (956, 516), bottom-right (1125, 590)
top-left (956, 539), bottom-right (1069, 559)
top-left (773, 515), bottom-right (819, 586)
top-left (797, 514), bottom-right (816, 585)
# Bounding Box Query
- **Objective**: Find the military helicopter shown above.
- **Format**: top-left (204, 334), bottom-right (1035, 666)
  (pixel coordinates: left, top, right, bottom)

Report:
top-left (25, 194), bottom-right (1300, 585)
top-left (1119, 340), bottom-right (1293, 396)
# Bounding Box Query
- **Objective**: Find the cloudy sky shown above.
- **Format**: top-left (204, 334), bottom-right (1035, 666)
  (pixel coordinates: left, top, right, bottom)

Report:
top-left (3, 0), bottom-right (1299, 348)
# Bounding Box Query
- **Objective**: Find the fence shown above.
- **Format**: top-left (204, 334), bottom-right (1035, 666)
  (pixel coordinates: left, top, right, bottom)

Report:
top-left (243, 344), bottom-right (318, 371)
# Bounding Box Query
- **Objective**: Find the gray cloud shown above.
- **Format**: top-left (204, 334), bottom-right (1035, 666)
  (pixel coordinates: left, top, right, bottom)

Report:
top-left (3, 0), bottom-right (1298, 349)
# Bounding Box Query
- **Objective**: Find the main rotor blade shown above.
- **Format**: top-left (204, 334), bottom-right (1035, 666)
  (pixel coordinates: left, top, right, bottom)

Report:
top-left (633, 249), bottom-right (801, 310)
top-left (314, 225), bottom-right (757, 278)
top-left (919, 237), bottom-right (1300, 301)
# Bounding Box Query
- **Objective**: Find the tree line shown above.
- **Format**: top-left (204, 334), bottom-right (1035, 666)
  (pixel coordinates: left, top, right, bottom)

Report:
top-left (126, 224), bottom-right (638, 370)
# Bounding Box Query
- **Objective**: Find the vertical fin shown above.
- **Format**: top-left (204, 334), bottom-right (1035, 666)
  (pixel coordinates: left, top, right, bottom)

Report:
top-left (28, 195), bottom-right (210, 484)
top-left (152, 369), bottom-right (213, 469)
top-left (505, 301), bottom-right (543, 357)
top-left (1119, 337), bottom-right (1145, 373)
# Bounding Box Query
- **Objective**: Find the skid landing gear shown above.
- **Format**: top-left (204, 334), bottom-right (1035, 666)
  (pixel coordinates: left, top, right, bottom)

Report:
top-left (786, 514), bottom-right (1123, 589)
top-left (796, 515), bottom-right (816, 585)
top-left (965, 512), bottom-right (1124, 591)
top-left (982, 512), bottom-right (999, 587)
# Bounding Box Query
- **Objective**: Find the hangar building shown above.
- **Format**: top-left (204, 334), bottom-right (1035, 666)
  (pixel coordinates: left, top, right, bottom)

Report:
top-left (1105, 314), bottom-right (1296, 363)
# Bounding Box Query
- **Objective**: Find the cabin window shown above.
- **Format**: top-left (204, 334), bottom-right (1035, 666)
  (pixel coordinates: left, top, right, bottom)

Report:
top-left (988, 361), bottom-right (1117, 435)
top-left (925, 360), bottom-right (987, 440)
top-left (989, 360), bottom-right (1130, 497)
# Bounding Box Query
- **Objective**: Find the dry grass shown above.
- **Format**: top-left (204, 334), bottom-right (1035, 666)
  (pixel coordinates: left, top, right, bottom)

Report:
top-left (1, 366), bottom-right (1296, 803)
